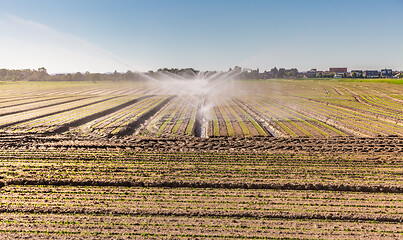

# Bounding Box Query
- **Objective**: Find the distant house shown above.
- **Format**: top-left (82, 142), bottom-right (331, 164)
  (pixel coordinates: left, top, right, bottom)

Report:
top-left (363, 70), bottom-right (379, 78)
top-left (262, 71), bottom-right (272, 79)
top-left (307, 69), bottom-right (317, 78)
top-left (381, 69), bottom-right (393, 78)
top-left (351, 70), bottom-right (363, 78)
top-left (329, 68), bottom-right (348, 74)
top-left (320, 71), bottom-right (335, 78)
top-left (329, 68), bottom-right (347, 78)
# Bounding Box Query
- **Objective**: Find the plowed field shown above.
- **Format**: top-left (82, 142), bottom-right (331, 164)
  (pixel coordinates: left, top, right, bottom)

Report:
top-left (0, 79), bottom-right (402, 239)
top-left (0, 135), bottom-right (402, 239)
top-left (1, 80), bottom-right (403, 138)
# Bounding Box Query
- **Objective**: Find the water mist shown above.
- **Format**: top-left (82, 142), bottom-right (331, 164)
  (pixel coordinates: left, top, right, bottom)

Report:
top-left (144, 69), bottom-right (245, 137)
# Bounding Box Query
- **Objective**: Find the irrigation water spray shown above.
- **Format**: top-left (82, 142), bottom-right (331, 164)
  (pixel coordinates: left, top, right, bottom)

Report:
top-left (5, 13), bottom-right (250, 137)
top-left (144, 69), bottom-right (245, 137)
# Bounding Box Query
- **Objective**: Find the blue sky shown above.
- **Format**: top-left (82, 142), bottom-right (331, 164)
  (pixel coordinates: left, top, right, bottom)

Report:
top-left (0, 0), bottom-right (402, 73)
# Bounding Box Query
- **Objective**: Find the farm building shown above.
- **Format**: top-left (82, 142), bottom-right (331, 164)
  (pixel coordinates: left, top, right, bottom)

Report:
top-left (363, 70), bottom-right (379, 78)
top-left (381, 69), bottom-right (393, 78)
top-left (306, 69), bottom-right (317, 78)
top-left (329, 68), bottom-right (347, 74)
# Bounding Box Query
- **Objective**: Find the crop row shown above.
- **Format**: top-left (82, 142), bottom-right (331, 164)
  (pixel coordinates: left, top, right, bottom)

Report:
top-left (296, 97), bottom-right (403, 137)
top-left (0, 81), bottom-right (151, 97)
top-left (254, 92), bottom-right (403, 137)
top-left (1, 80), bottom-right (403, 138)
top-left (0, 211), bottom-right (400, 239)
top-left (0, 95), bottom-right (82, 113)
top-left (206, 96), bottom-right (268, 137)
top-left (0, 96), bottom-right (111, 128)
top-left (2, 185), bottom-right (401, 207)
top-left (138, 96), bottom-right (198, 137)
top-left (0, 149), bottom-right (401, 190)
top-left (10, 96), bottom-right (141, 134)
top-left (240, 96), bottom-right (346, 137)
top-left (87, 95), bottom-right (171, 136)
top-left (0, 186), bottom-right (401, 226)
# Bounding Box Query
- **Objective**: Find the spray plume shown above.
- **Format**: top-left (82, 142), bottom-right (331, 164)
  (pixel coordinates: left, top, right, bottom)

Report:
top-left (142, 69), bottom-right (246, 137)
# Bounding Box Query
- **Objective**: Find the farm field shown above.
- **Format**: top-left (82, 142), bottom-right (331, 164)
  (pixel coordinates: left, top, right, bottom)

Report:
top-left (1, 80), bottom-right (403, 138)
top-left (0, 135), bottom-right (402, 239)
top-left (0, 79), bottom-right (402, 239)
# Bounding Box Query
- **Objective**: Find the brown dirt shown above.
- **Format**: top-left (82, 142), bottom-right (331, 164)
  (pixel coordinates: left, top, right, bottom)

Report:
top-left (2, 134), bottom-right (403, 154)
top-left (0, 134), bottom-right (402, 239)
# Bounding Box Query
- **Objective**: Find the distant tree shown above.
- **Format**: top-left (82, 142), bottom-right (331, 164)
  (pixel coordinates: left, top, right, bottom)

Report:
top-left (64, 73), bottom-right (73, 81)
top-left (234, 66), bottom-right (242, 73)
top-left (38, 67), bottom-right (47, 73)
top-left (89, 73), bottom-right (101, 82)
top-left (285, 68), bottom-right (298, 78)
top-left (73, 72), bottom-right (85, 81)
top-left (0, 69), bottom-right (7, 80)
top-left (33, 67), bottom-right (49, 81)
top-left (111, 70), bottom-right (123, 81)
top-left (124, 70), bottom-right (135, 80)
top-left (291, 68), bottom-right (298, 77)
top-left (278, 68), bottom-right (286, 78)
top-left (157, 68), bottom-right (180, 74)
top-left (270, 67), bottom-right (278, 78)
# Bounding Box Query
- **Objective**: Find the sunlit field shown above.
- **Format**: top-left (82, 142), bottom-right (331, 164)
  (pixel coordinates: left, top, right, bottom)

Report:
top-left (0, 79), bottom-right (402, 239)
top-left (1, 79), bottom-right (403, 138)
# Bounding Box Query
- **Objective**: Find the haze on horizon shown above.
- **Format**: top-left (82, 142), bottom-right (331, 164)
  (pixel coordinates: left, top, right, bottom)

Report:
top-left (0, 0), bottom-right (403, 74)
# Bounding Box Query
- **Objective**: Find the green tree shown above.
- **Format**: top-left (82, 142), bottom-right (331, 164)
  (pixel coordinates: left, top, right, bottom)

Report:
top-left (72, 72), bottom-right (85, 81)
top-left (270, 67), bottom-right (278, 78)
top-left (38, 67), bottom-right (47, 73)
top-left (278, 68), bottom-right (286, 78)
top-left (89, 73), bottom-right (101, 82)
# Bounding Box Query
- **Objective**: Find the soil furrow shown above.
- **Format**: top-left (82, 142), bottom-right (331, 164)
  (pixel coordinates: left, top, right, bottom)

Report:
top-left (0, 96), bottom-right (93, 117)
top-left (0, 206), bottom-right (400, 223)
top-left (0, 96), bottom-right (121, 129)
top-left (2, 135), bottom-right (403, 154)
top-left (0, 96), bottom-right (47, 106)
top-left (115, 96), bottom-right (176, 137)
top-left (0, 96), bottom-right (73, 110)
top-left (305, 96), bottom-right (403, 126)
top-left (4, 179), bottom-right (403, 194)
top-left (234, 98), bottom-right (283, 137)
top-left (48, 95), bottom-right (153, 134)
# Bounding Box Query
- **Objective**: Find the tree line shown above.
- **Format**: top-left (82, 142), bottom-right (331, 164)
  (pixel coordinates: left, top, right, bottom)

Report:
top-left (0, 68), bottom-right (146, 82)
top-left (4, 66), bottom-right (370, 81)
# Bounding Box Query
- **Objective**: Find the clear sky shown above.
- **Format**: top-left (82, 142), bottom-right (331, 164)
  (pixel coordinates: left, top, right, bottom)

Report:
top-left (0, 0), bottom-right (402, 73)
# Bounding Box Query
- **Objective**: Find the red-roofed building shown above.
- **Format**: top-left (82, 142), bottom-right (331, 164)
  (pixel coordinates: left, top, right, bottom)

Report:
top-left (329, 68), bottom-right (347, 74)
